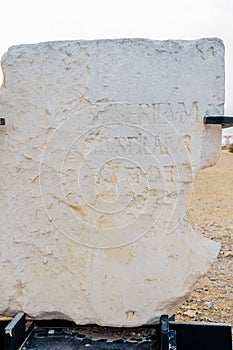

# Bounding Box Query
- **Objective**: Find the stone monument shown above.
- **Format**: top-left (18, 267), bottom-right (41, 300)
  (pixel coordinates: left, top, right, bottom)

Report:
top-left (0, 38), bottom-right (224, 326)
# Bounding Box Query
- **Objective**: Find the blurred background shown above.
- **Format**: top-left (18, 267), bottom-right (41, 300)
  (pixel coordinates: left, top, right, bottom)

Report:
top-left (0, 0), bottom-right (232, 114)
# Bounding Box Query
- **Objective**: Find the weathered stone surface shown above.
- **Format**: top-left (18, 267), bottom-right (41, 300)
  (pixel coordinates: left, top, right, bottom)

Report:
top-left (0, 38), bottom-right (224, 326)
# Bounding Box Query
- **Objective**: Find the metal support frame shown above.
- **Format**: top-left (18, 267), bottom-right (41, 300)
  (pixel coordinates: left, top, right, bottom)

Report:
top-left (4, 313), bottom-right (26, 350)
top-left (159, 316), bottom-right (232, 350)
top-left (159, 315), bottom-right (177, 350)
top-left (0, 115), bottom-right (233, 126)
top-left (1, 313), bottom-right (33, 350)
top-left (1, 115), bottom-right (233, 129)
top-left (1, 115), bottom-right (233, 128)
top-left (0, 313), bottom-right (231, 350)
top-left (0, 118), bottom-right (5, 125)
top-left (204, 115), bottom-right (233, 127)
top-left (169, 321), bottom-right (232, 350)
top-left (160, 315), bottom-right (169, 350)
top-left (0, 319), bottom-right (10, 350)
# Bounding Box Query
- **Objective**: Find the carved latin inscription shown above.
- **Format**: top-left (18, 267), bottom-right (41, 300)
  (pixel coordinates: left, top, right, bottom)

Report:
top-left (39, 103), bottom-right (192, 248)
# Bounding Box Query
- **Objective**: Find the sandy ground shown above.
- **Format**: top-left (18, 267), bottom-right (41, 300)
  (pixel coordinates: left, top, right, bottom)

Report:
top-left (176, 151), bottom-right (233, 333)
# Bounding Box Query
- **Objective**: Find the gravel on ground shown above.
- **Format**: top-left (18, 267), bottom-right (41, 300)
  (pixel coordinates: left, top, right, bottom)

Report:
top-left (176, 151), bottom-right (233, 338)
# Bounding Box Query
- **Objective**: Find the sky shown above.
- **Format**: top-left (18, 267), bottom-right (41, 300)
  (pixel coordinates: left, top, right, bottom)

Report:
top-left (0, 0), bottom-right (232, 114)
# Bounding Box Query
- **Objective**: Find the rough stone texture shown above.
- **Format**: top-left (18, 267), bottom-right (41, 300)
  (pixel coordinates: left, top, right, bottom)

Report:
top-left (0, 38), bottom-right (224, 326)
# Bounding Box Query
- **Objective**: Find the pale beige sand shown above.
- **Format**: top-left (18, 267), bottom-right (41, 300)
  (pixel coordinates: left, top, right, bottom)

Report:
top-left (176, 151), bottom-right (233, 332)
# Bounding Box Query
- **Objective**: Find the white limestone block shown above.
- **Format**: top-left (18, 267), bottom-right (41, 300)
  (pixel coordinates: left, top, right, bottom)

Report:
top-left (0, 38), bottom-right (224, 326)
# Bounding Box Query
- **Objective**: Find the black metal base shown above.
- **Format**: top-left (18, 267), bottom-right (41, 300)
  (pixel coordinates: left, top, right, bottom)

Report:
top-left (0, 313), bottom-right (232, 350)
